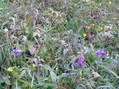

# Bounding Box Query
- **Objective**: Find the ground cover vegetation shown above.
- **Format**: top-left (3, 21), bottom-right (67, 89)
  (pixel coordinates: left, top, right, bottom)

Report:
top-left (0, 0), bottom-right (119, 89)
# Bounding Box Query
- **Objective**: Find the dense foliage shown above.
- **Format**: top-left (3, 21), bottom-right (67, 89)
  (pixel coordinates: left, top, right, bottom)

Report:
top-left (0, 0), bottom-right (119, 89)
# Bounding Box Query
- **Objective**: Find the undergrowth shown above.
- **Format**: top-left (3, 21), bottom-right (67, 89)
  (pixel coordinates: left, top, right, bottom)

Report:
top-left (0, 0), bottom-right (119, 89)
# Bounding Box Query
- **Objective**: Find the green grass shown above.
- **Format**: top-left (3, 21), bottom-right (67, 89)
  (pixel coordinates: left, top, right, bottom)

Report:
top-left (0, 0), bottom-right (119, 89)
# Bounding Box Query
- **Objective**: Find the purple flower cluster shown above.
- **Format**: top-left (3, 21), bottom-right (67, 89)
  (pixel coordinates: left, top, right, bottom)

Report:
top-left (96, 50), bottom-right (106, 55)
top-left (10, 49), bottom-right (22, 56)
top-left (74, 57), bottom-right (83, 67)
top-left (87, 33), bottom-right (92, 40)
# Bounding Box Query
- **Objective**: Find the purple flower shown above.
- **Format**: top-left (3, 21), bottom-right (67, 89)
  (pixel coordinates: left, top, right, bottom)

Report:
top-left (38, 64), bottom-right (42, 67)
top-left (10, 49), bottom-right (22, 56)
top-left (74, 57), bottom-right (83, 67)
top-left (63, 49), bottom-right (70, 55)
top-left (88, 33), bottom-right (92, 40)
top-left (96, 50), bottom-right (106, 55)
top-left (104, 24), bottom-right (113, 31)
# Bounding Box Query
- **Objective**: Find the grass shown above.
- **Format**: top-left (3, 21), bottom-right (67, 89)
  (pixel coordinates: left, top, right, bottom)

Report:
top-left (0, 0), bottom-right (119, 89)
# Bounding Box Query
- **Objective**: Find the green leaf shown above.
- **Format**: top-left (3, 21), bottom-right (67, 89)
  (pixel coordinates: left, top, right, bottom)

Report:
top-left (27, 31), bottom-right (33, 40)
top-left (39, 48), bottom-right (47, 59)
top-left (18, 79), bottom-right (31, 86)
top-left (19, 70), bottom-right (26, 78)
top-left (50, 71), bottom-right (57, 83)
top-left (3, 76), bottom-right (10, 85)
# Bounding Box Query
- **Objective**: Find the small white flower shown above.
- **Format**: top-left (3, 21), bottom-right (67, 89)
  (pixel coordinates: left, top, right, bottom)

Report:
top-left (61, 40), bottom-right (66, 45)
top-left (22, 36), bottom-right (27, 42)
top-left (4, 28), bottom-right (8, 33)
top-left (33, 30), bottom-right (41, 37)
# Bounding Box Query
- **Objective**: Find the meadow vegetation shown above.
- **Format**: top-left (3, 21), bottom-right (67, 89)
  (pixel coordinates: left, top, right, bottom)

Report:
top-left (0, 0), bottom-right (119, 89)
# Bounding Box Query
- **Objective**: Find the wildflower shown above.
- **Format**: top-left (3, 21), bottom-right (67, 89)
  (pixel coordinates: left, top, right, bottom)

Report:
top-left (31, 64), bottom-right (36, 67)
top-left (61, 40), bottom-right (68, 47)
top-left (104, 24), bottom-right (113, 30)
top-left (112, 17), bottom-right (117, 20)
top-left (100, 27), bottom-right (103, 31)
top-left (53, 11), bottom-right (60, 17)
top-left (74, 57), bottom-right (83, 67)
top-left (83, 33), bottom-right (87, 38)
top-left (33, 30), bottom-right (41, 37)
top-left (10, 35), bottom-right (17, 40)
top-left (7, 67), bottom-right (14, 72)
top-left (61, 40), bottom-right (66, 45)
top-left (10, 49), bottom-right (22, 56)
top-left (4, 28), bottom-right (9, 35)
top-left (87, 33), bottom-right (92, 40)
top-left (38, 64), bottom-right (42, 67)
top-left (96, 50), bottom-right (106, 55)
top-left (109, 1), bottom-right (112, 4)
top-left (106, 50), bottom-right (110, 53)
top-left (63, 49), bottom-right (70, 55)
top-left (92, 24), bottom-right (95, 26)
top-left (22, 36), bottom-right (27, 42)
top-left (56, 67), bottom-right (59, 71)
top-left (4, 28), bottom-right (8, 33)
top-left (92, 72), bottom-right (100, 78)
